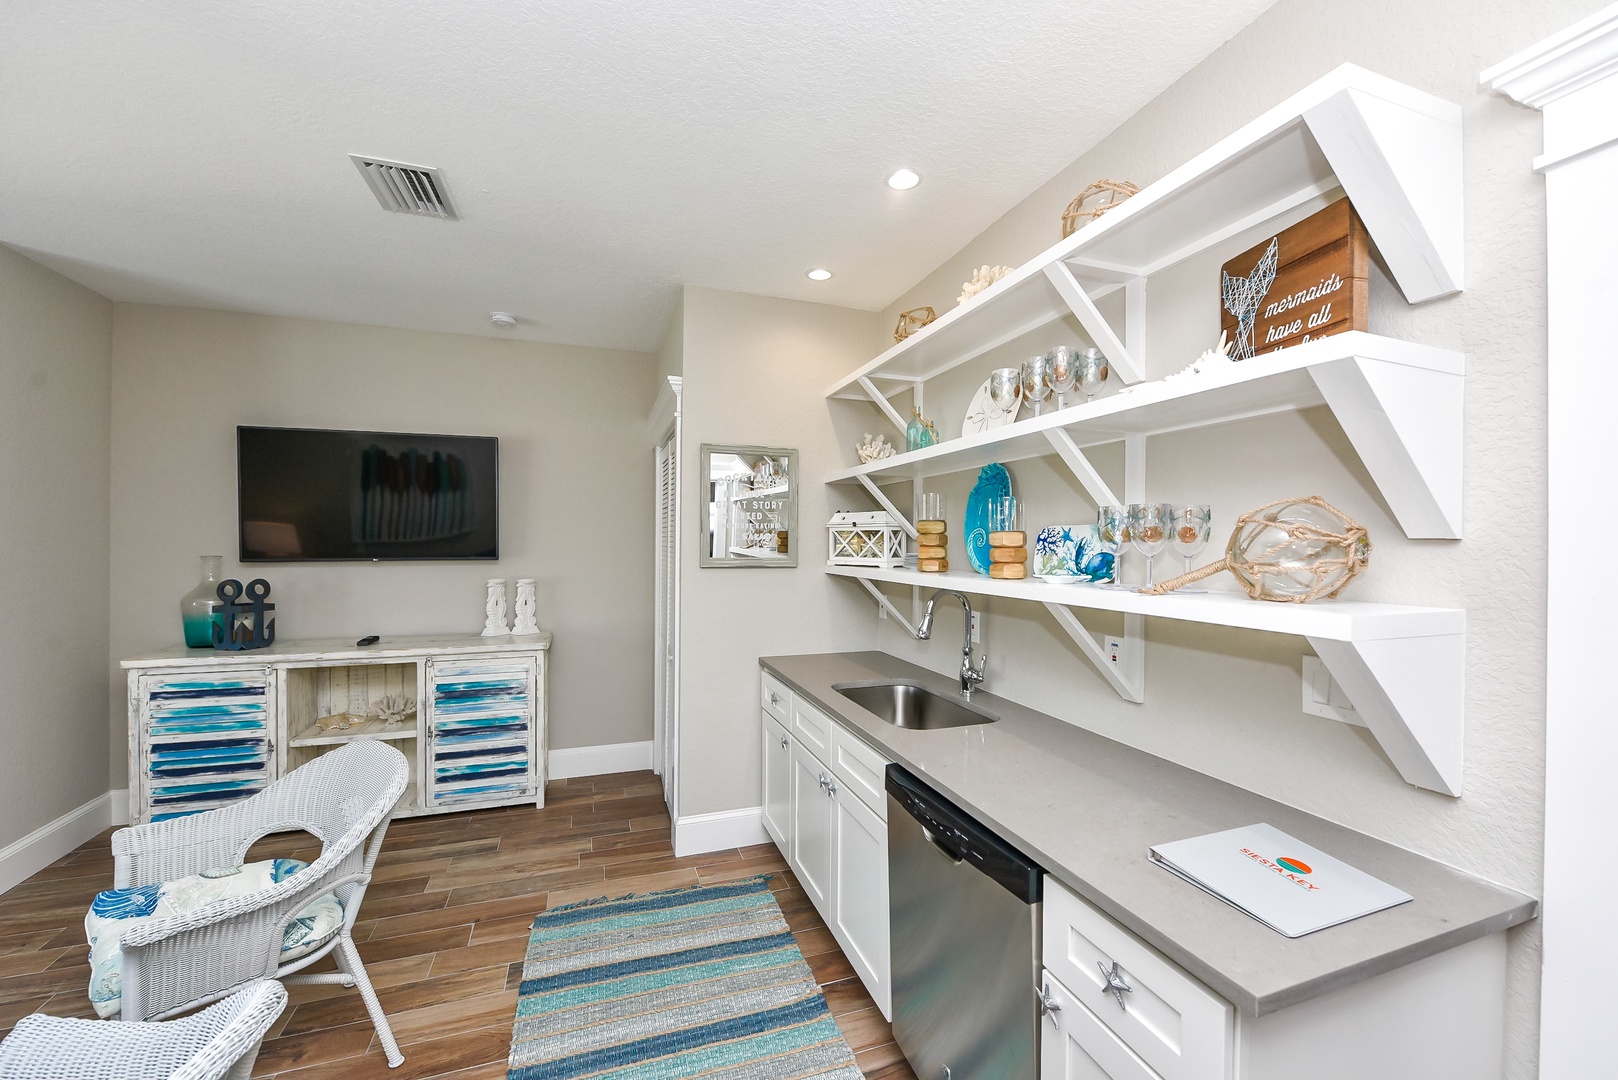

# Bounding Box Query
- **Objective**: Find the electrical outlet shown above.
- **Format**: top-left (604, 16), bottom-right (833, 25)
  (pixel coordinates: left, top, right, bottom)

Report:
top-left (1105, 637), bottom-right (1123, 665)
top-left (970, 612), bottom-right (982, 644)
top-left (878, 605), bottom-right (888, 620)
top-left (1302, 655), bottom-right (1364, 726)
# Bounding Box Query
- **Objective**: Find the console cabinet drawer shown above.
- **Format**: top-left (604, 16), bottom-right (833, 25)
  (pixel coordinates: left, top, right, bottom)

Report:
top-left (1044, 878), bottom-right (1231, 1080)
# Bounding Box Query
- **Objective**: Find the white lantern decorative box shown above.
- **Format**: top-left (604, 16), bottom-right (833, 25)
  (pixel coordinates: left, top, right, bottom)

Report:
top-left (827, 511), bottom-right (908, 568)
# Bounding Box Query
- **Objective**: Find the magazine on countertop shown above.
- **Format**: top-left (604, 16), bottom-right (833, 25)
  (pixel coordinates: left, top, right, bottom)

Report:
top-left (1149, 822), bottom-right (1413, 938)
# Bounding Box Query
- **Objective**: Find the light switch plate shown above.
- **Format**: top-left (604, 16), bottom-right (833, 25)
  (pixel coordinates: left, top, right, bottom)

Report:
top-left (1303, 654), bottom-right (1365, 726)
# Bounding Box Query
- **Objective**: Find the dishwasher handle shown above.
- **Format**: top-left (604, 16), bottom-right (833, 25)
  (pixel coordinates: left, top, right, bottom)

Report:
top-left (921, 826), bottom-right (965, 865)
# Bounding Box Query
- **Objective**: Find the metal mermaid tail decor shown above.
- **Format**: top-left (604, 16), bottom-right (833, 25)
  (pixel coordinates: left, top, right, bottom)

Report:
top-left (1221, 237), bottom-right (1279, 360)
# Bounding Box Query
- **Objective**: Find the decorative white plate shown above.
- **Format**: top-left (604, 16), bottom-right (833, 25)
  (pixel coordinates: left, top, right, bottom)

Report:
top-left (962, 378), bottom-right (1020, 436)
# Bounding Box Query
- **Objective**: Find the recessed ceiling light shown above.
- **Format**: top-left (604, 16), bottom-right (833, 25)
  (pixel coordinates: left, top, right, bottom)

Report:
top-left (887, 169), bottom-right (921, 190)
top-left (806, 268), bottom-right (833, 281)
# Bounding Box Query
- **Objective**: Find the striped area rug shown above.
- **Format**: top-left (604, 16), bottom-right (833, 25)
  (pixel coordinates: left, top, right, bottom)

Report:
top-left (507, 876), bottom-right (864, 1079)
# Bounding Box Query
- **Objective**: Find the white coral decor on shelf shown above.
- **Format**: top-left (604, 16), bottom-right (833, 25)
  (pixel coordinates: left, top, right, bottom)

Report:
top-left (957, 265), bottom-right (1014, 305)
top-left (856, 433), bottom-right (897, 463)
top-left (1118, 331), bottom-right (1235, 395)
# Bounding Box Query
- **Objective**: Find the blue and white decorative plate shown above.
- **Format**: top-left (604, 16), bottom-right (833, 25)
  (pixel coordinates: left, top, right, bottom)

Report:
top-left (964, 464), bottom-right (1012, 574)
top-left (1033, 524), bottom-right (1115, 583)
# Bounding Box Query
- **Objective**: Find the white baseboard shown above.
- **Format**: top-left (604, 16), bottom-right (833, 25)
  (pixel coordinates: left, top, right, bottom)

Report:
top-left (549, 741), bottom-right (654, 780)
top-left (0, 790), bottom-right (127, 896)
top-left (673, 806), bottom-right (769, 857)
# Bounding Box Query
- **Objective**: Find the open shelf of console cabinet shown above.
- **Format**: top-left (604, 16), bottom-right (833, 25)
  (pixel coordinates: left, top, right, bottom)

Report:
top-left (822, 66), bottom-right (1467, 796)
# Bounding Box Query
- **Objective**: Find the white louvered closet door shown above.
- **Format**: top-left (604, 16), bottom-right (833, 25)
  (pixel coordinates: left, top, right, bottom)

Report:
top-left (653, 429), bottom-right (679, 813)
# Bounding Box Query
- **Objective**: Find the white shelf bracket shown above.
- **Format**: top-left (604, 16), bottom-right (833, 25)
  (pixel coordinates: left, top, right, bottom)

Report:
top-left (1043, 261), bottom-right (1146, 384)
top-left (1046, 603), bottom-right (1145, 702)
top-left (1308, 356), bottom-right (1463, 538)
top-left (1307, 633), bottom-right (1463, 796)
top-left (1303, 87), bottom-right (1464, 301)
top-left (856, 577), bottom-right (919, 637)
top-left (1043, 429), bottom-right (1120, 508)
top-left (856, 475), bottom-right (921, 540)
top-left (857, 376), bottom-right (911, 439)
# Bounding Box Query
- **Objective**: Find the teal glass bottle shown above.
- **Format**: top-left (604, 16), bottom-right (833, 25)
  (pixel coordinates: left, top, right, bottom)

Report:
top-left (180, 555), bottom-right (225, 648)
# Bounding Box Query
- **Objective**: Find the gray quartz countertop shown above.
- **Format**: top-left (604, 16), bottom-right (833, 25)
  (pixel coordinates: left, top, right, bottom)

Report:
top-left (760, 651), bottom-right (1536, 1017)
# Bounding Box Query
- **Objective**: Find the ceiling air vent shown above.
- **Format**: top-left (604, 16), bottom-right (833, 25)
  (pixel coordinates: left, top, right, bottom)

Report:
top-left (350, 155), bottom-right (457, 219)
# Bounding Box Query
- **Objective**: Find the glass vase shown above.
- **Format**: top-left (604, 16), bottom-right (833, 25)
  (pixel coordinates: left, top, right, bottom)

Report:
top-left (180, 555), bottom-right (225, 648)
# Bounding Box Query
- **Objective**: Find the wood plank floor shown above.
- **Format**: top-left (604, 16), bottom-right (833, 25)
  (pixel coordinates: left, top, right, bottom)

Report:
top-left (0, 772), bottom-right (918, 1079)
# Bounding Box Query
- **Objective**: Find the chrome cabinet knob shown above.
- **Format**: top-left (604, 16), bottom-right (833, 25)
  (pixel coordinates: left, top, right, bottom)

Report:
top-left (1097, 960), bottom-right (1132, 1011)
top-left (767, 691), bottom-right (782, 705)
top-left (1037, 982), bottom-right (1063, 1027)
top-left (817, 773), bottom-right (829, 790)
top-left (825, 779), bottom-right (838, 798)
top-left (779, 735), bottom-right (789, 750)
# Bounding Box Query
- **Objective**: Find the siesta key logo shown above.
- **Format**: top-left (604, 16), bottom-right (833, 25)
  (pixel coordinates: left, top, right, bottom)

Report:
top-left (1241, 848), bottom-right (1321, 892)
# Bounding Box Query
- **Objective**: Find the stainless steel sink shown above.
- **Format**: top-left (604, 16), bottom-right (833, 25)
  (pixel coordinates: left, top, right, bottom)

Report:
top-left (833, 680), bottom-right (999, 729)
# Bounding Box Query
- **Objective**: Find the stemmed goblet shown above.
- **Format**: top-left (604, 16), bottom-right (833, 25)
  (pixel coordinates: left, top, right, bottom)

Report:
top-left (1127, 502), bottom-right (1173, 587)
top-left (987, 367), bottom-right (1022, 422)
top-left (1047, 346), bottom-right (1078, 409)
top-left (1096, 505), bottom-right (1127, 588)
top-left (1077, 348), bottom-right (1109, 403)
top-left (1021, 355), bottom-right (1053, 417)
top-left (1171, 505), bottom-right (1213, 575)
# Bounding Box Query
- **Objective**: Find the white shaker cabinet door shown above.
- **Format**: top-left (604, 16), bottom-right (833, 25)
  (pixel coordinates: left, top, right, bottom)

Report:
top-left (832, 779), bottom-right (891, 1020)
top-left (791, 738), bottom-right (835, 912)
top-left (1040, 972), bottom-right (1162, 1080)
top-left (762, 712), bottom-right (793, 857)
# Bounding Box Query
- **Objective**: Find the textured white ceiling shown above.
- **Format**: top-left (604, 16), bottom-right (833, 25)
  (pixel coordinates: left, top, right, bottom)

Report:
top-left (0, 1), bottom-right (1275, 352)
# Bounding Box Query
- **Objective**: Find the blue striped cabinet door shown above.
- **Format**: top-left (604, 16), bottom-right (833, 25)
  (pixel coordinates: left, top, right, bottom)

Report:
top-left (136, 669), bottom-right (274, 823)
top-left (425, 657), bottom-right (539, 807)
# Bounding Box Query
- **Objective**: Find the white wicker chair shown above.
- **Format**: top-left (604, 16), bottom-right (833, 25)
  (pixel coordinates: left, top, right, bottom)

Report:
top-left (108, 741), bottom-right (410, 1067)
top-left (0, 979), bottom-right (287, 1080)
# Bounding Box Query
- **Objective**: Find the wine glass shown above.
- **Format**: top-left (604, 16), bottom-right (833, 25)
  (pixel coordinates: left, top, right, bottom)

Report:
top-left (1047, 346), bottom-right (1078, 409)
top-left (988, 367), bottom-right (1022, 421)
top-left (1096, 505), bottom-right (1127, 588)
top-left (1127, 502), bottom-right (1172, 587)
top-left (1021, 355), bottom-right (1052, 417)
top-left (1077, 348), bottom-right (1109, 403)
top-left (1171, 505), bottom-right (1212, 575)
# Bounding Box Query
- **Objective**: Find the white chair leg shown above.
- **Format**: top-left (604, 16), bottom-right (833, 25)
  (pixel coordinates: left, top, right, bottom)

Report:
top-left (335, 934), bottom-right (404, 1068)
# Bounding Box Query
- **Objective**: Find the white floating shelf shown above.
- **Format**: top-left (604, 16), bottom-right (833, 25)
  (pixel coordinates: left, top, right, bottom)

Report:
top-left (831, 563), bottom-right (1465, 796)
top-left (827, 333), bottom-right (1464, 539)
top-left (827, 63), bottom-right (1462, 396)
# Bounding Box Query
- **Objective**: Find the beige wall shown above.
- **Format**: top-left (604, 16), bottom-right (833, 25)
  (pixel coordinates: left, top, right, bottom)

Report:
top-left (108, 307), bottom-right (658, 786)
top-left (864, 2), bottom-right (1588, 1075)
top-left (0, 246), bottom-right (113, 848)
top-left (675, 286), bottom-right (881, 818)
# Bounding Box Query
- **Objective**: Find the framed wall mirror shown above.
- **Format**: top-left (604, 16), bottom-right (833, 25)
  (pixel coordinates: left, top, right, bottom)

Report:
top-left (699, 444), bottom-right (798, 568)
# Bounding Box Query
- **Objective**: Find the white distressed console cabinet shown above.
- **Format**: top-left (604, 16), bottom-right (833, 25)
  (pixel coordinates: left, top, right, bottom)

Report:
top-left (123, 634), bottom-right (551, 824)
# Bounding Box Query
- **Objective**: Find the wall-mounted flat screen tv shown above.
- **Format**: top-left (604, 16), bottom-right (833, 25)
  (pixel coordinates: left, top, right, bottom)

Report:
top-left (238, 426), bottom-right (499, 561)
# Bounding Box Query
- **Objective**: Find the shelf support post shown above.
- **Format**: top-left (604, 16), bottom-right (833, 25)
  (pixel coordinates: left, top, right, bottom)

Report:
top-left (1307, 633), bottom-right (1464, 796)
top-left (856, 475), bottom-right (920, 540)
top-left (857, 376), bottom-right (911, 439)
top-left (1043, 262), bottom-right (1146, 384)
top-left (1043, 430), bottom-right (1121, 508)
top-left (1045, 603), bottom-right (1144, 702)
top-left (856, 578), bottom-right (919, 637)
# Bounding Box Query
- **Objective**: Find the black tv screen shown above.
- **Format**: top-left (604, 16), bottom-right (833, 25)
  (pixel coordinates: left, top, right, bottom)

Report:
top-left (237, 426), bottom-right (499, 561)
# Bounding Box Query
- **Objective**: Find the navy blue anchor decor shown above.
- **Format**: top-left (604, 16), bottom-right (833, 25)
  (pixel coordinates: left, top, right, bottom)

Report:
top-left (211, 579), bottom-right (277, 651)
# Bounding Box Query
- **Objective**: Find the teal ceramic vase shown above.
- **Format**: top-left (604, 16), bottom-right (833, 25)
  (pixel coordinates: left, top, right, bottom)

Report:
top-left (180, 555), bottom-right (225, 648)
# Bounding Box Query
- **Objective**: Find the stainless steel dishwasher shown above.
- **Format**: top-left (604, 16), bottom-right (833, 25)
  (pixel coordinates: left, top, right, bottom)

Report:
top-left (887, 764), bottom-right (1044, 1080)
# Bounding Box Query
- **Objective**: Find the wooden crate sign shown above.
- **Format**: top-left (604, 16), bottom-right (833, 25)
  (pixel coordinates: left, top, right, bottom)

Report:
top-left (1220, 197), bottom-right (1368, 359)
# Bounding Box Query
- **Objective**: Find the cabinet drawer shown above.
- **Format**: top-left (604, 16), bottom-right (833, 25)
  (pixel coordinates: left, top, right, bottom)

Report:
top-left (830, 723), bottom-right (889, 821)
top-left (790, 695), bottom-right (833, 760)
top-left (761, 671), bottom-right (790, 722)
top-left (1041, 969), bottom-right (1162, 1080)
top-left (1043, 879), bottom-right (1230, 1080)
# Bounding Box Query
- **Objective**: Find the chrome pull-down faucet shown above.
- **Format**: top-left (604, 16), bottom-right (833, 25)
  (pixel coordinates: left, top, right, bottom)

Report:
top-left (916, 589), bottom-right (987, 698)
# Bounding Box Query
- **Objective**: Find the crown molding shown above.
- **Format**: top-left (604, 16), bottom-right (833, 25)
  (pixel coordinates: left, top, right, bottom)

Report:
top-left (1482, 4), bottom-right (1618, 109)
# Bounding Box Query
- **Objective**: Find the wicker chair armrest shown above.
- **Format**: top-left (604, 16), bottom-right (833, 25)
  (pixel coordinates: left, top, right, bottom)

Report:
top-left (112, 803), bottom-right (260, 887)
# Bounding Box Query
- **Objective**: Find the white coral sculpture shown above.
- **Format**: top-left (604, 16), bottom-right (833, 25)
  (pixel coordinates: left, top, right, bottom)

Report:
top-left (956, 265), bottom-right (1015, 306)
top-left (1118, 332), bottom-right (1234, 395)
top-left (856, 433), bottom-right (897, 463)
top-left (371, 694), bottom-right (416, 728)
